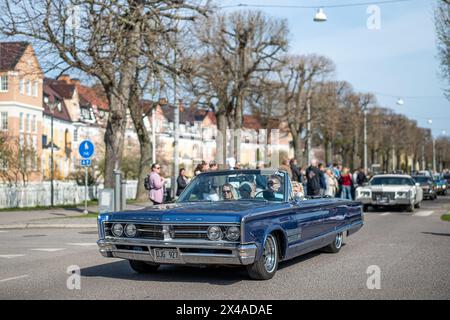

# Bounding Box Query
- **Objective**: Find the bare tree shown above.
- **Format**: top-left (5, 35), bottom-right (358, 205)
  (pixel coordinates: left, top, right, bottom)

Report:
top-left (0, 0), bottom-right (209, 188)
top-left (435, 0), bottom-right (450, 99)
top-left (184, 10), bottom-right (288, 163)
top-left (277, 54), bottom-right (335, 165)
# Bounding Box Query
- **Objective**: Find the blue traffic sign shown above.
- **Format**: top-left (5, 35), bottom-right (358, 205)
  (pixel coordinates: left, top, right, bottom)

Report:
top-left (79, 140), bottom-right (94, 159)
top-left (81, 159), bottom-right (91, 167)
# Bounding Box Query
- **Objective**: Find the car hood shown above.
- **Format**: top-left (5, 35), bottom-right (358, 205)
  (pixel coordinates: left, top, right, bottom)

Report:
top-left (105, 201), bottom-right (290, 224)
top-left (361, 185), bottom-right (413, 192)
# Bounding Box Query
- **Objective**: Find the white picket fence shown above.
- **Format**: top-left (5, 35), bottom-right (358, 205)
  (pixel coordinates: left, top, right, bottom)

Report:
top-left (0, 181), bottom-right (138, 209)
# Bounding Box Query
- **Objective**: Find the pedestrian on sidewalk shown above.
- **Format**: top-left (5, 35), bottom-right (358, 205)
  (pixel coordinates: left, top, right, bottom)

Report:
top-left (306, 159), bottom-right (321, 197)
top-left (339, 167), bottom-right (353, 200)
top-left (148, 163), bottom-right (165, 205)
top-left (176, 168), bottom-right (189, 197)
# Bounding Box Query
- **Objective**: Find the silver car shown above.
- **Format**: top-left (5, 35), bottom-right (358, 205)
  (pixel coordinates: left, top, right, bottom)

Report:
top-left (356, 174), bottom-right (423, 212)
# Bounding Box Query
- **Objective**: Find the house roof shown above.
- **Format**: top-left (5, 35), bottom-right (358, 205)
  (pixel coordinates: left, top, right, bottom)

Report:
top-left (0, 42), bottom-right (29, 72)
top-left (77, 84), bottom-right (109, 111)
top-left (159, 105), bottom-right (210, 125)
top-left (42, 82), bottom-right (72, 123)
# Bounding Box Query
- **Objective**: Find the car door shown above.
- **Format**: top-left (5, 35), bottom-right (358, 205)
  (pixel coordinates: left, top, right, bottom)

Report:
top-left (288, 199), bottom-right (327, 255)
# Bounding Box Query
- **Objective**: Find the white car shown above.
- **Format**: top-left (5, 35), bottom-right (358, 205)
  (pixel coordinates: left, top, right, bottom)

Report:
top-left (356, 174), bottom-right (423, 212)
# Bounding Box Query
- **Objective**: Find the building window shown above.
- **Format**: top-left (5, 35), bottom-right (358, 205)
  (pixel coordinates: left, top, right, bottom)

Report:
top-left (32, 135), bottom-right (38, 171)
top-left (32, 115), bottom-right (36, 132)
top-left (33, 81), bottom-right (38, 97)
top-left (0, 75), bottom-right (8, 92)
top-left (0, 112), bottom-right (7, 131)
top-left (42, 135), bottom-right (47, 147)
top-left (19, 78), bottom-right (24, 94)
top-left (25, 114), bottom-right (30, 132)
top-left (26, 80), bottom-right (31, 96)
top-left (19, 112), bottom-right (24, 131)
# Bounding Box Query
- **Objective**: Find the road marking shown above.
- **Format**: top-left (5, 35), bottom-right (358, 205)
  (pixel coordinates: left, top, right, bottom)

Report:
top-left (30, 248), bottom-right (65, 252)
top-left (414, 211), bottom-right (434, 217)
top-left (0, 231), bottom-right (8, 233)
top-left (66, 243), bottom-right (97, 246)
top-left (380, 212), bottom-right (391, 216)
top-left (0, 275), bottom-right (29, 283)
top-left (0, 254), bottom-right (25, 259)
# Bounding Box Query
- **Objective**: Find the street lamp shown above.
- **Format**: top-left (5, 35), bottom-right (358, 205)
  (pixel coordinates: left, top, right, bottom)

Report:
top-left (313, 8), bottom-right (327, 22)
top-left (428, 119), bottom-right (436, 173)
top-left (44, 96), bottom-right (59, 207)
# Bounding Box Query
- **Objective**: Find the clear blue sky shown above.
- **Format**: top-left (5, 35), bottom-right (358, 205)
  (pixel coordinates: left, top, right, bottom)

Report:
top-left (220, 0), bottom-right (449, 138)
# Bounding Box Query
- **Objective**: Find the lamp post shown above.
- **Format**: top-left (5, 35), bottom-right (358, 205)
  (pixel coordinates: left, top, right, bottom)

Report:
top-left (428, 119), bottom-right (436, 173)
top-left (45, 96), bottom-right (58, 207)
top-left (363, 108), bottom-right (368, 174)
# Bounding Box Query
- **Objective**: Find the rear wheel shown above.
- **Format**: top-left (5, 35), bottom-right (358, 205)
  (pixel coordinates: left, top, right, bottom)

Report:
top-left (414, 202), bottom-right (421, 209)
top-left (247, 234), bottom-right (279, 280)
top-left (129, 260), bottom-right (160, 273)
top-left (363, 204), bottom-right (370, 212)
top-left (323, 232), bottom-right (344, 253)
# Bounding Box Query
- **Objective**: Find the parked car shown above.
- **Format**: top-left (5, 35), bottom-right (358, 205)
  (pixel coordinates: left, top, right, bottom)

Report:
top-left (356, 174), bottom-right (423, 212)
top-left (443, 174), bottom-right (450, 186)
top-left (97, 169), bottom-right (364, 280)
top-left (412, 176), bottom-right (437, 200)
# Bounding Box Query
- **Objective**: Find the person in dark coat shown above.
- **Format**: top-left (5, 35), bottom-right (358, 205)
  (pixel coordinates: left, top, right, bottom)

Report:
top-left (305, 160), bottom-right (321, 196)
top-left (176, 168), bottom-right (189, 196)
top-left (290, 158), bottom-right (302, 183)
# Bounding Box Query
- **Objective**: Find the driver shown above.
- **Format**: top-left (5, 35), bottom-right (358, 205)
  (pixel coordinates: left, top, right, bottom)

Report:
top-left (262, 176), bottom-right (283, 201)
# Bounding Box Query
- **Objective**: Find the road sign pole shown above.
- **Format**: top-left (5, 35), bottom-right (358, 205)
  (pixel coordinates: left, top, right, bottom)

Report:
top-left (83, 166), bottom-right (88, 214)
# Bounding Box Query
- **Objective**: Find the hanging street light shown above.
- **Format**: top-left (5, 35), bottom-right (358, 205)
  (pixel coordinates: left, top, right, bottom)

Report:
top-left (313, 8), bottom-right (327, 22)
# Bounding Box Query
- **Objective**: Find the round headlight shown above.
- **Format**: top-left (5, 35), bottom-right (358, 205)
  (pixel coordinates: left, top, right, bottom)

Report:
top-left (112, 223), bottom-right (124, 237)
top-left (207, 226), bottom-right (223, 241)
top-left (226, 226), bottom-right (240, 241)
top-left (125, 224), bottom-right (137, 237)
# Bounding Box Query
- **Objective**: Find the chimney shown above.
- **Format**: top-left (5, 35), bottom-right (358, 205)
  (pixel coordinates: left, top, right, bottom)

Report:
top-left (70, 78), bottom-right (81, 86)
top-left (57, 74), bottom-right (71, 84)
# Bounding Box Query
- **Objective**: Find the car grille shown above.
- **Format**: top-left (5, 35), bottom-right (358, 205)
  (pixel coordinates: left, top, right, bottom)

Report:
top-left (172, 225), bottom-right (209, 240)
top-left (104, 223), bottom-right (211, 240)
top-left (372, 192), bottom-right (395, 200)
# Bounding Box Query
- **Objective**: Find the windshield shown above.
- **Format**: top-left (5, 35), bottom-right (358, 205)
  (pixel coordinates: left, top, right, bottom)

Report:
top-left (370, 177), bottom-right (414, 186)
top-left (177, 170), bottom-right (287, 203)
top-left (413, 176), bottom-right (432, 184)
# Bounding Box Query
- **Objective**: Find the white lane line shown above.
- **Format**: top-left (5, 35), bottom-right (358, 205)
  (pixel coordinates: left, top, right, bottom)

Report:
top-left (66, 243), bottom-right (97, 246)
top-left (414, 211), bottom-right (434, 217)
top-left (380, 212), bottom-right (391, 216)
top-left (0, 231), bottom-right (8, 233)
top-left (0, 275), bottom-right (29, 283)
top-left (30, 248), bottom-right (65, 252)
top-left (0, 254), bottom-right (25, 259)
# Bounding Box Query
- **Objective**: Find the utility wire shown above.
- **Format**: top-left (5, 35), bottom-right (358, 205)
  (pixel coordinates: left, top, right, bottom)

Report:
top-left (220, 0), bottom-right (421, 9)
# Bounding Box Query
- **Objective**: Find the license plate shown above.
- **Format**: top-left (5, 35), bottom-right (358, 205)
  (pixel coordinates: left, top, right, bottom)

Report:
top-left (377, 197), bottom-right (389, 204)
top-left (153, 249), bottom-right (179, 261)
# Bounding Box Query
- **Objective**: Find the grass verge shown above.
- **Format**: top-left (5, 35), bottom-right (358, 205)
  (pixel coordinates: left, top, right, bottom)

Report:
top-left (441, 214), bottom-right (450, 222)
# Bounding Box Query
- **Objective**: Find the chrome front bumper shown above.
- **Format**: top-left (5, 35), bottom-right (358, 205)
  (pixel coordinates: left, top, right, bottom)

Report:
top-left (97, 238), bottom-right (257, 266)
top-left (357, 198), bottom-right (412, 206)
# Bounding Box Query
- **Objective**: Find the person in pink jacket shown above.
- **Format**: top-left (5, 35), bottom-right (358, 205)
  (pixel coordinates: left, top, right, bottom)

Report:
top-left (148, 163), bottom-right (165, 205)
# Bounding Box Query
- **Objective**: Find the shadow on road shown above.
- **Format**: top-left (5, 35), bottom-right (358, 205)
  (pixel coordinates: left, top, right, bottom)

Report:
top-left (80, 260), bottom-right (247, 285)
top-left (80, 247), bottom-right (329, 284)
top-left (421, 232), bottom-right (450, 237)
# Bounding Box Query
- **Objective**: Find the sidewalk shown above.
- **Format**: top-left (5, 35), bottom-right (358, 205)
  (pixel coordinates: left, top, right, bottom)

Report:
top-left (0, 201), bottom-right (152, 229)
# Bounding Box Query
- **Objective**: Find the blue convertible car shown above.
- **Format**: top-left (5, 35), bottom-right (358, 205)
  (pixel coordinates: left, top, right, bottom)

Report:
top-left (97, 170), bottom-right (364, 280)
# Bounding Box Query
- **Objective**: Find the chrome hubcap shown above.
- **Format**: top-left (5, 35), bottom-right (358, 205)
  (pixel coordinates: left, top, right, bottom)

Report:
top-left (263, 235), bottom-right (277, 273)
top-left (335, 233), bottom-right (343, 249)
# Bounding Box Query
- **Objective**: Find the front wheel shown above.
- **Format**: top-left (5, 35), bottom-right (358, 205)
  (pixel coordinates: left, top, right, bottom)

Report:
top-left (247, 234), bottom-right (279, 280)
top-left (323, 232), bottom-right (344, 253)
top-left (129, 260), bottom-right (160, 273)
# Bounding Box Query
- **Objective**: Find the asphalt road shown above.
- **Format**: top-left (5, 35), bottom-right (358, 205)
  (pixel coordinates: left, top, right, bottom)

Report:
top-left (1, 196), bottom-right (449, 300)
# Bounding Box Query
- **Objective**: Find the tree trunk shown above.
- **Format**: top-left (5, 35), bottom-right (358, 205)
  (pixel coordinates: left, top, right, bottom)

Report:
top-left (216, 108), bottom-right (228, 169)
top-left (128, 85), bottom-right (153, 201)
top-left (104, 95), bottom-right (128, 188)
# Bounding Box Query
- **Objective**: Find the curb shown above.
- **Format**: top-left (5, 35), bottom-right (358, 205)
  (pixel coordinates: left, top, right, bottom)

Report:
top-left (0, 224), bottom-right (97, 229)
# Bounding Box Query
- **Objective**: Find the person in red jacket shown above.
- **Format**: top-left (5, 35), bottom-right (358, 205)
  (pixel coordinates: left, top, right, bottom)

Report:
top-left (339, 167), bottom-right (353, 200)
